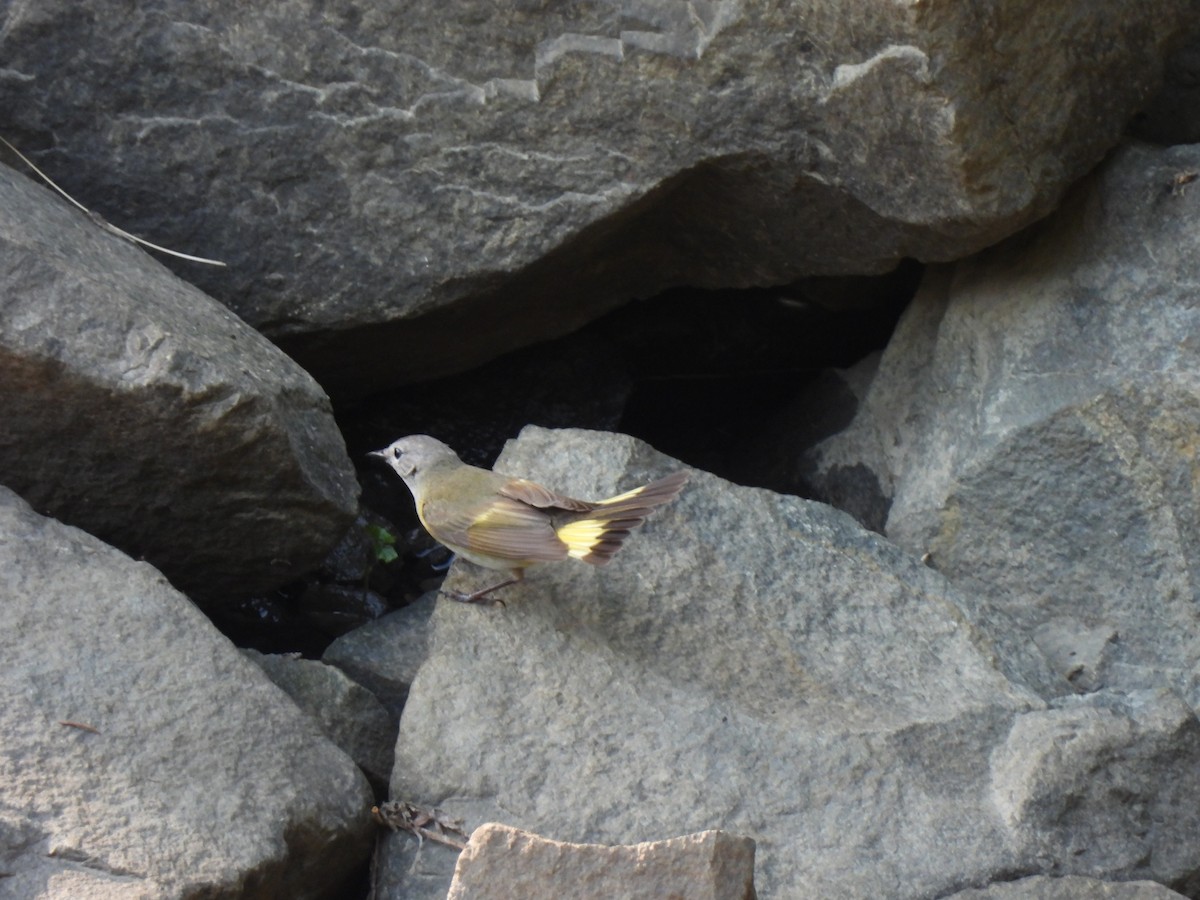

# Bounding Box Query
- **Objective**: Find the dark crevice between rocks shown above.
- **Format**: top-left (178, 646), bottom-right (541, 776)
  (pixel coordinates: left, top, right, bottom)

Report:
top-left (220, 261), bottom-right (920, 656)
top-left (1126, 31), bottom-right (1200, 147)
top-left (341, 258), bottom-right (922, 477)
top-left (272, 152), bottom-right (929, 401)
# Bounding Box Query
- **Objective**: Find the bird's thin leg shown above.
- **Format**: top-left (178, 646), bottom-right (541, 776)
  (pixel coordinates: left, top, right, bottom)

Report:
top-left (440, 569), bottom-right (524, 606)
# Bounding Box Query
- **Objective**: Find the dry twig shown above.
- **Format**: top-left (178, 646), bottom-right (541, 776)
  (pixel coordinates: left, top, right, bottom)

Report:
top-left (372, 800), bottom-right (468, 851)
top-left (1, 135), bottom-right (226, 266)
top-left (1172, 170), bottom-right (1198, 197)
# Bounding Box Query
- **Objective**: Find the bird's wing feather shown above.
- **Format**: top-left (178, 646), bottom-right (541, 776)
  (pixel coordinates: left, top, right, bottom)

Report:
top-left (422, 494), bottom-right (569, 563)
top-left (499, 478), bottom-right (595, 512)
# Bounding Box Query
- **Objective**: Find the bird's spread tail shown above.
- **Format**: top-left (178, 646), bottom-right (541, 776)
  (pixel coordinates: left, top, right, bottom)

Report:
top-left (554, 471), bottom-right (688, 565)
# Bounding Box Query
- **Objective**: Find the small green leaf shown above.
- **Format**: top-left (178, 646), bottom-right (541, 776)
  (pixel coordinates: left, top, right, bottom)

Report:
top-left (364, 523), bottom-right (400, 566)
top-left (365, 523), bottom-right (396, 546)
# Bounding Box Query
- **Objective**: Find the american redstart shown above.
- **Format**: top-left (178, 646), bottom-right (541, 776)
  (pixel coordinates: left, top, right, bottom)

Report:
top-left (369, 435), bottom-right (687, 604)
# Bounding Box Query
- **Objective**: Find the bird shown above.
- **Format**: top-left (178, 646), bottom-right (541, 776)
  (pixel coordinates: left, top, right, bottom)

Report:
top-left (369, 435), bottom-right (688, 604)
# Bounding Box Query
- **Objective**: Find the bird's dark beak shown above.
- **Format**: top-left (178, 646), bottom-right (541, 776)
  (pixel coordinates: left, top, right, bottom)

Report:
top-left (366, 449), bottom-right (387, 462)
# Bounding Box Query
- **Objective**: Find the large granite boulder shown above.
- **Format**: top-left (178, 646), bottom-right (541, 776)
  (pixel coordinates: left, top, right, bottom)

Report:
top-left (0, 2), bottom-right (1191, 394)
top-left (0, 165), bottom-right (358, 602)
top-left (0, 486), bottom-right (374, 898)
top-left (804, 140), bottom-right (1200, 705)
top-left (244, 649), bottom-right (397, 792)
top-left (376, 427), bottom-right (1200, 898)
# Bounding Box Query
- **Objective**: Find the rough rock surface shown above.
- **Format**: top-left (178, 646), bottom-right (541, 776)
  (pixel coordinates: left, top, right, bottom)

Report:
top-left (0, 164), bottom-right (358, 601)
top-left (0, 486), bottom-right (374, 898)
top-left (377, 427), bottom-right (1200, 898)
top-left (804, 140), bottom-right (1200, 705)
top-left (244, 650), bottom-right (396, 792)
top-left (0, 3), bottom-right (1190, 394)
top-left (446, 824), bottom-right (756, 900)
top-left (946, 875), bottom-right (1188, 899)
top-left (990, 690), bottom-right (1200, 888)
top-left (322, 592), bottom-right (438, 719)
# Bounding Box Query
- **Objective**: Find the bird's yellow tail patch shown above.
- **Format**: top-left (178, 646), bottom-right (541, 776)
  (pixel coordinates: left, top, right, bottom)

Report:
top-left (557, 517), bottom-right (620, 560)
top-left (551, 472), bottom-right (688, 566)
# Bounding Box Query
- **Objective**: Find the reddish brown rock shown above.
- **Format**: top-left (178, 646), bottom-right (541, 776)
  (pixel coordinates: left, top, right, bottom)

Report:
top-left (446, 823), bottom-right (756, 900)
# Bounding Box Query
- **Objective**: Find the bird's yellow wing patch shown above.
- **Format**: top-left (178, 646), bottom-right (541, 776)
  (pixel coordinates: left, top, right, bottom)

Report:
top-left (598, 484), bottom-right (648, 505)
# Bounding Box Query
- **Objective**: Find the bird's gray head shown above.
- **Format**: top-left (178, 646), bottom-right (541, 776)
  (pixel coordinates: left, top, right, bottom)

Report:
top-left (368, 435), bottom-right (460, 493)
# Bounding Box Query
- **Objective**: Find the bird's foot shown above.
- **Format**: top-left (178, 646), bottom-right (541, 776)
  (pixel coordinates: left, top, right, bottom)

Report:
top-left (439, 575), bottom-right (519, 607)
top-left (439, 586), bottom-right (508, 607)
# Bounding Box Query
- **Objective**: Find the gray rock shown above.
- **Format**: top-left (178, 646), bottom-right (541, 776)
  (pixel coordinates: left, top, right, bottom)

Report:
top-left (445, 824), bottom-right (756, 900)
top-left (380, 428), bottom-right (1200, 897)
top-left (0, 164), bottom-right (358, 601)
top-left (947, 875), bottom-right (1187, 898)
top-left (243, 649), bottom-right (396, 792)
top-left (738, 351), bottom-right (887, 524)
top-left (1031, 618), bottom-right (1120, 695)
top-left (384, 428), bottom-right (1041, 897)
top-left (793, 265), bottom-right (954, 528)
top-left (990, 690), bottom-right (1200, 887)
top-left (0, 486), bottom-right (373, 898)
top-left (808, 141), bottom-right (1200, 705)
top-left (371, 829), bottom-right (460, 900)
top-left (0, 3), bottom-right (1190, 395)
top-left (322, 593), bottom-right (439, 719)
